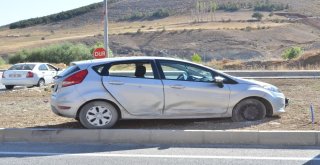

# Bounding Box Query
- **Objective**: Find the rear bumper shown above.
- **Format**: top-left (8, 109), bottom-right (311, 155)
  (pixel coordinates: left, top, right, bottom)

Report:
top-left (1, 78), bottom-right (38, 86)
top-left (50, 86), bottom-right (84, 119)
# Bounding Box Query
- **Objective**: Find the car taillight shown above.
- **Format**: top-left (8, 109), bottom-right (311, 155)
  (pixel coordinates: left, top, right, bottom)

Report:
top-left (62, 69), bottom-right (88, 87)
top-left (26, 71), bottom-right (34, 78)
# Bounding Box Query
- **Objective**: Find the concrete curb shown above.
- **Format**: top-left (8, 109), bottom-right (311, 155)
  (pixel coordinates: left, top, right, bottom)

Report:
top-left (0, 129), bottom-right (319, 146)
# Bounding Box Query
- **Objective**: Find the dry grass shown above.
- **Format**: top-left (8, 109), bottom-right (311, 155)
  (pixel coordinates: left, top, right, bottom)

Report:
top-left (206, 50), bottom-right (320, 70)
top-left (0, 11), bottom-right (289, 55)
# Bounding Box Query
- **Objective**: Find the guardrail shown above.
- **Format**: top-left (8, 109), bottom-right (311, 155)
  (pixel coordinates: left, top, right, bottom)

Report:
top-left (223, 70), bottom-right (320, 79)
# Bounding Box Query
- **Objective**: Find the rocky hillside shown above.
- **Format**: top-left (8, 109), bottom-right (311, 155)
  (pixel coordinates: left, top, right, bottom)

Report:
top-left (1, 0), bottom-right (320, 64)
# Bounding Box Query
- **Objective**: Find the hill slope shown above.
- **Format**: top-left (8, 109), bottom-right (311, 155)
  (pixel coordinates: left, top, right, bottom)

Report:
top-left (1, 0), bottom-right (320, 63)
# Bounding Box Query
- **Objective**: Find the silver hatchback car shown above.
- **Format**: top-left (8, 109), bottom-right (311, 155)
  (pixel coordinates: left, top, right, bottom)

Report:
top-left (51, 57), bottom-right (288, 129)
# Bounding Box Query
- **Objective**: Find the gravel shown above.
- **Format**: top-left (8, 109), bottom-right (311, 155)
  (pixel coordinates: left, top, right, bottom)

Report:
top-left (0, 79), bottom-right (319, 130)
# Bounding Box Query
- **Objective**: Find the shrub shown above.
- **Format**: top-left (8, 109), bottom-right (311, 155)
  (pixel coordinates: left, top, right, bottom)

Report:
top-left (9, 50), bottom-right (28, 64)
top-left (245, 26), bottom-right (253, 31)
top-left (252, 12), bottom-right (264, 21)
top-left (151, 9), bottom-right (169, 18)
top-left (254, 1), bottom-right (286, 12)
top-left (120, 8), bottom-right (170, 21)
top-left (218, 2), bottom-right (240, 12)
top-left (0, 57), bottom-right (6, 66)
top-left (191, 53), bottom-right (202, 63)
top-left (9, 43), bottom-right (93, 64)
top-left (282, 47), bottom-right (303, 60)
top-left (122, 11), bottom-right (146, 21)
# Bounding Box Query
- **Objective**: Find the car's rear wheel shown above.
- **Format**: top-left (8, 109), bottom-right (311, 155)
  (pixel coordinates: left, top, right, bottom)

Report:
top-left (232, 98), bottom-right (266, 122)
top-left (37, 79), bottom-right (45, 87)
top-left (5, 85), bottom-right (14, 90)
top-left (79, 101), bottom-right (118, 129)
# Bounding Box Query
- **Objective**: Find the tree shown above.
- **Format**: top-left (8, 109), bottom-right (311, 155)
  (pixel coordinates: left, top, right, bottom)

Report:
top-left (282, 47), bottom-right (303, 60)
top-left (211, 1), bottom-right (218, 21)
top-left (191, 53), bottom-right (202, 63)
top-left (252, 12), bottom-right (264, 21)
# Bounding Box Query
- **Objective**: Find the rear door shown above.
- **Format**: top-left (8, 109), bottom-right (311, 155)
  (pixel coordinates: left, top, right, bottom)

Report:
top-left (102, 60), bottom-right (164, 116)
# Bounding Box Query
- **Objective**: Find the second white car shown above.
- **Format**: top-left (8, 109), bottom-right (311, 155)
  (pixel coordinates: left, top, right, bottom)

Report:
top-left (1, 63), bottom-right (60, 89)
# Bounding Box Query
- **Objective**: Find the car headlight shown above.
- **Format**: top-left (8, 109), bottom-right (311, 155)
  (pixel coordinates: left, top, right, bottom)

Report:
top-left (263, 85), bottom-right (281, 93)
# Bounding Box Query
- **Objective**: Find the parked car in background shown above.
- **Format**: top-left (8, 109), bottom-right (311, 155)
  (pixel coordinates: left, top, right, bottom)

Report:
top-left (51, 57), bottom-right (288, 129)
top-left (1, 63), bottom-right (61, 89)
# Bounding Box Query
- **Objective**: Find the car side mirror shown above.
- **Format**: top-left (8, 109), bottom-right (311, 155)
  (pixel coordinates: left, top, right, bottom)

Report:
top-left (214, 76), bottom-right (225, 88)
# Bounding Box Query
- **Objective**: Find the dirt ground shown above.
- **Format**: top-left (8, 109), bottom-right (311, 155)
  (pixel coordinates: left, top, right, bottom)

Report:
top-left (0, 79), bottom-right (319, 130)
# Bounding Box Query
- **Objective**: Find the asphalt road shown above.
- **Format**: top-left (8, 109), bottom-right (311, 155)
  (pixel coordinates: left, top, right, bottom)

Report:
top-left (0, 143), bottom-right (319, 165)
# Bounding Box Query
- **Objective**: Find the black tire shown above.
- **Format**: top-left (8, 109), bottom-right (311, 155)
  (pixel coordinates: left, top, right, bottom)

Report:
top-left (5, 85), bottom-right (14, 90)
top-left (79, 101), bottom-right (118, 129)
top-left (37, 79), bottom-right (45, 87)
top-left (232, 98), bottom-right (266, 122)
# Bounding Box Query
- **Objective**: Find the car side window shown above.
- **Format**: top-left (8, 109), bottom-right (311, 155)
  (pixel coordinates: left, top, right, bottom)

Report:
top-left (39, 64), bottom-right (48, 71)
top-left (108, 62), bottom-right (155, 79)
top-left (159, 61), bottom-right (214, 82)
top-left (47, 64), bottom-right (57, 71)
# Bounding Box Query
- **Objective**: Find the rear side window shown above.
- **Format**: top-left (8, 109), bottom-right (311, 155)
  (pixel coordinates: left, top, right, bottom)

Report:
top-left (38, 64), bottom-right (48, 71)
top-left (92, 65), bottom-right (105, 76)
top-left (108, 62), bottom-right (155, 79)
top-left (9, 64), bottom-right (35, 70)
top-left (57, 65), bottom-right (80, 78)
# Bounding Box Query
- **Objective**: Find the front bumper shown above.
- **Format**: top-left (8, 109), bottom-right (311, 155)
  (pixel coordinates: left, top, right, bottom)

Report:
top-left (285, 98), bottom-right (289, 107)
top-left (265, 92), bottom-right (287, 116)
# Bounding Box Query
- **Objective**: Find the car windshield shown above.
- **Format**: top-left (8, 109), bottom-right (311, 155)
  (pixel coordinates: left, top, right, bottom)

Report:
top-left (8, 64), bottom-right (35, 70)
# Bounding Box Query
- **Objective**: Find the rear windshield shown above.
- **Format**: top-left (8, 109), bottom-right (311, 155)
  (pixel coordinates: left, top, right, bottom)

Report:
top-left (57, 65), bottom-right (80, 78)
top-left (8, 64), bottom-right (35, 70)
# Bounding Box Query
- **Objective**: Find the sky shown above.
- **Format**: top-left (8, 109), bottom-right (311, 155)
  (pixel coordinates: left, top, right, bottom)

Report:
top-left (0, 0), bottom-right (103, 26)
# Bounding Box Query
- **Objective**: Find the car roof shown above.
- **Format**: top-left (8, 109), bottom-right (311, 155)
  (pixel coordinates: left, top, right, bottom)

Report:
top-left (71, 56), bottom-right (230, 75)
top-left (14, 62), bottom-right (48, 65)
top-left (72, 56), bottom-right (190, 66)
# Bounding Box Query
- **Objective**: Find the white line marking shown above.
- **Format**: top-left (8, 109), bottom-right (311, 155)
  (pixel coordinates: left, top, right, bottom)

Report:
top-left (0, 152), bottom-right (319, 161)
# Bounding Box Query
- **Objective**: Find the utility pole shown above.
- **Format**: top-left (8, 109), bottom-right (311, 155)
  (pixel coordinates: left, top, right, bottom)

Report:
top-left (104, 0), bottom-right (110, 57)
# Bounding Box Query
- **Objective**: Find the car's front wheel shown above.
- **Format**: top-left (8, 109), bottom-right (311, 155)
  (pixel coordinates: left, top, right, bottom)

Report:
top-left (79, 101), bottom-right (119, 129)
top-left (232, 98), bottom-right (266, 122)
top-left (5, 85), bottom-right (14, 90)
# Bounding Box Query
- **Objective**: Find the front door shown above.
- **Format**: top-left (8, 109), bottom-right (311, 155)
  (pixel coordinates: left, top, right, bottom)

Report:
top-left (38, 64), bottom-right (52, 84)
top-left (157, 60), bottom-right (230, 116)
top-left (102, 60), bottom-right (164, 116)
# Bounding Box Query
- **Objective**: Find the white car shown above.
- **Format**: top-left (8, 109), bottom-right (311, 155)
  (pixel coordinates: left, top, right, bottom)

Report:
top-left (1, 63), bottom-right (61, 89)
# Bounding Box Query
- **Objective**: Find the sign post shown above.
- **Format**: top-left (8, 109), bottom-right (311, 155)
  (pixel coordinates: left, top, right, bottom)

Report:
top-left (104, 0), bottom-right (109, 57)
top-left (93, 48), bottom-right (107, 59)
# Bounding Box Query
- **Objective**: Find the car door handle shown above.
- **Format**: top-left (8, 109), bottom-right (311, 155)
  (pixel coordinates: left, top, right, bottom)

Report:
top-left (108, 81), bottom-right (124, 85)
top-left (170, 85), bottom-right (185, 89)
